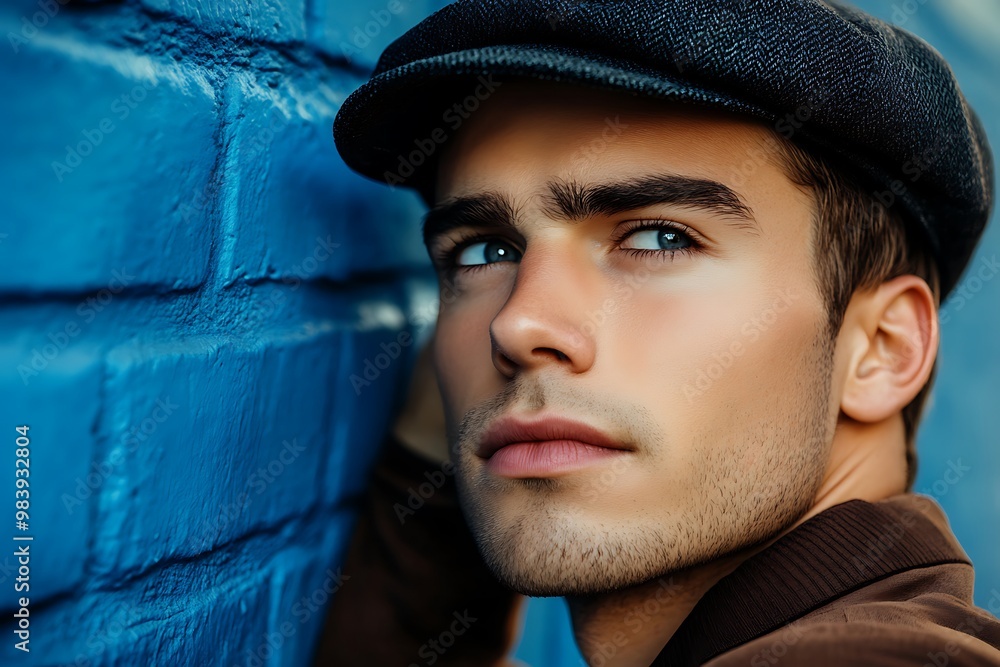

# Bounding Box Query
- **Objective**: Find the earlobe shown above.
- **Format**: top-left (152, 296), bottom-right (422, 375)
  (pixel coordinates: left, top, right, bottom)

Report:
top-left (840, 275), bottom-right (939, 424)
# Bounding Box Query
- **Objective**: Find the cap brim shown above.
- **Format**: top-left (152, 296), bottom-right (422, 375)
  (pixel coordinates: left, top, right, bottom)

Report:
top-left (333, 45), bottom-right (771, 203)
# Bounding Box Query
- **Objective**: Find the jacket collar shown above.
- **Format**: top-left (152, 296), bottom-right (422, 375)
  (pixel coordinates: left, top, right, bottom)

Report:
top-left (653, 494), bottom-right (970, 666)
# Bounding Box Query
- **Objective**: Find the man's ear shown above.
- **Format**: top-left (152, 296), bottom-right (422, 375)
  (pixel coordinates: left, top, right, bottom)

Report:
top-left (839, 275), bottom-right (939, 423)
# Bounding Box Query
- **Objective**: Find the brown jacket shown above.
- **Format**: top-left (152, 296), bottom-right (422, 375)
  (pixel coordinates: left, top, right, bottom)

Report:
top-left (658, 494), bottom-right (1000, 666)
top-left (316, 433), bottom-right (1000, 666)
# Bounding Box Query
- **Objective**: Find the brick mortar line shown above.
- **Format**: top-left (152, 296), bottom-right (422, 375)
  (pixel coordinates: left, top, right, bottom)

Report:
top-left (79, 353), bottom-right (112, 595)
top-left (0, 267), bottom-right (433, 306)
top-left (89, 501), bottom-right (351, 598)
top-left (18, 1), bottom-right (366, 78)
top-left (10, 507), bottom-right (350, 658)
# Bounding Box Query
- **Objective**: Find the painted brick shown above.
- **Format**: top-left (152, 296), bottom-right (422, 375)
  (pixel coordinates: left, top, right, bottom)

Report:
top-left (140, 0), bottom-right (306, 44)
top-left (309, 0), bottom-right (444, 67)
top-left (3, 0), bottom-right (76, 39)
top-left (90, 327), bottom-right (340, 578)
top-left (0, 592), bottom-right (144, 665)
top-left (0, 340), bottom-right (101, 606)
top-left (0, 0), bottom-right (444, 663)
top-left (220, 71), bottom-right (429, 287)
top-left (0, 2), bottom-right (997, 667)
top-left (0, 25), bottom-right (218, 294)
top-left (323, 280), bottom-right (437, 504)
top-left (327, 316), bottom-right (415, 503)
top-left (17, 556), bottom-right (273, 666)
top-left (263, 512), bottom-right (356, 667)
top-left (139, 569), bottom-right (271, 666)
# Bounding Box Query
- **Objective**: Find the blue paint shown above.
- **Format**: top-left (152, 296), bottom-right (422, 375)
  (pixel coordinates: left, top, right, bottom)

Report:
top-left (0, 25), bottom-right (218, 293)
top-left (0, 0), bottom-right (440, 663)
top-left (0, 1), bottom-right (994, 666)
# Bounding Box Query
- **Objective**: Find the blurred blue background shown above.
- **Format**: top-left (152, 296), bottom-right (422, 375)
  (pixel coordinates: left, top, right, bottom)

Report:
top-left (0, 1), bottom-right (995, 665)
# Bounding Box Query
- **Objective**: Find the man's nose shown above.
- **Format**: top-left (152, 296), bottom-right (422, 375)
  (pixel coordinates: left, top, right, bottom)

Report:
top-left (489, 241), bottom-right (598, 378)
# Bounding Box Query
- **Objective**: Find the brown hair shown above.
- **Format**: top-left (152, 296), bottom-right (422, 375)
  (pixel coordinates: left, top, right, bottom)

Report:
top-left (773, 136), bottom-right (941, 491)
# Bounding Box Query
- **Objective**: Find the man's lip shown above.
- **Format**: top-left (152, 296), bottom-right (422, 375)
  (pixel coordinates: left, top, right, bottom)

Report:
top-left (476, 414), bottom-right (630, 459)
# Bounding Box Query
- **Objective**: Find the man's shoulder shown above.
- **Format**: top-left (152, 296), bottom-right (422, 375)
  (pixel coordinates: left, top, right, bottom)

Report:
top-left (706, 578), bottom-right (1000, 667)
top-left (710, 617), bottom-right (1000, 667)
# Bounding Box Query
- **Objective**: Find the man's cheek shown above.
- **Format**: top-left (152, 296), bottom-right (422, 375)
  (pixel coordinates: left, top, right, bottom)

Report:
top-left (561, 467), bottom-right (702, 531)
top-left (433, 326), bottom-right (480, 403)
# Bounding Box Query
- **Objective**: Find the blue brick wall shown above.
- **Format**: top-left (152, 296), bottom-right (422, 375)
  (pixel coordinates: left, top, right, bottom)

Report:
top-left (2, 1), bottom-right (997, 667)
top-left (0, 0), bottom-right (441, 664)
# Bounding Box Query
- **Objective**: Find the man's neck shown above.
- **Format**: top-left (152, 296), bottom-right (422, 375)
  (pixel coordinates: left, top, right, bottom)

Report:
top-left (565, 415), bottom-right (909, 667)
top-left (566, 551), bottom-right (751, 667)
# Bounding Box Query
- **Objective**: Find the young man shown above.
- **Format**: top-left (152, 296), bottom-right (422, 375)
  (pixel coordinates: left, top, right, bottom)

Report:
top-left (320, 0), bottom-right (1000, 664)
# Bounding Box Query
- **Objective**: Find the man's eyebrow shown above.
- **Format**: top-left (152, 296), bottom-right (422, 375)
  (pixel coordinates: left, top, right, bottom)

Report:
top-left (543, 174), bottom-right (758, 232)
top-left (422, 173), bottom-right (758, 246)
top-left (422, 192), bottom-right (519, 247)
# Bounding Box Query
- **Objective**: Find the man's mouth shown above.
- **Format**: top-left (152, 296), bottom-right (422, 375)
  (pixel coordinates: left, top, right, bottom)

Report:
top-left (477, 413), bottom-right (632, 478)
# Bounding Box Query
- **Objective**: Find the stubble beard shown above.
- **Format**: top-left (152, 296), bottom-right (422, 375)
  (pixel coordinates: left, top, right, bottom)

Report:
top-left (450, 332), bottom-right (836, 597)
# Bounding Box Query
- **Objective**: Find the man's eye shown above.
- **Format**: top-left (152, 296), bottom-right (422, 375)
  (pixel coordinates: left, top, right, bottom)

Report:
top-left (619, 226), bottom-right (695, 251)
top-left (456, 240), bottom-right (523, 266)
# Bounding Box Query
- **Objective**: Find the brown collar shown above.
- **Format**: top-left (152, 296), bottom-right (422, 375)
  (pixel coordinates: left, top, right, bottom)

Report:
top-left (653, 495), bottom-right (970, 666)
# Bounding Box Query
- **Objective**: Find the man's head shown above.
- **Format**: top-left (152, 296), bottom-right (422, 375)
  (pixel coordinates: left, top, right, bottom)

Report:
top-left (424, 79), bottom-right (938, 595)
top-left (333, 0), bottom-right (992, 598)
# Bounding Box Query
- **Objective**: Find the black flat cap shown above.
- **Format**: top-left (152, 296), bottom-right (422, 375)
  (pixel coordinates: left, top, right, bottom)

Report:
top-left (333, 0), bottom-right (993, 299)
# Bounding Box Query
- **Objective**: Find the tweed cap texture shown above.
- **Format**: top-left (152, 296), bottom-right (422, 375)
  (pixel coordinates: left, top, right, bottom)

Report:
top-left (333, 0), bottom-right (993, 298)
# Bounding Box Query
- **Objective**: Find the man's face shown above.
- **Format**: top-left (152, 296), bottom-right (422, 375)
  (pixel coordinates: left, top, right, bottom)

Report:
top-left (427, 80), bottom-right (839, 596)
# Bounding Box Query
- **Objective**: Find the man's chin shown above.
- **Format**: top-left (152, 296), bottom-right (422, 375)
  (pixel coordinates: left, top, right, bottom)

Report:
top-left (468, 515), bottom-right (692, 597)
top-left (480, 549), bottom-right (685, 598)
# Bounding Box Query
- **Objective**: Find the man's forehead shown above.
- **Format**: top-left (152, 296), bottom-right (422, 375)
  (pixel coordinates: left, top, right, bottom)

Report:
top-left (434, 78), bottom-right (790, 207)
top-left (455, 81), bottom-right (769, 146)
